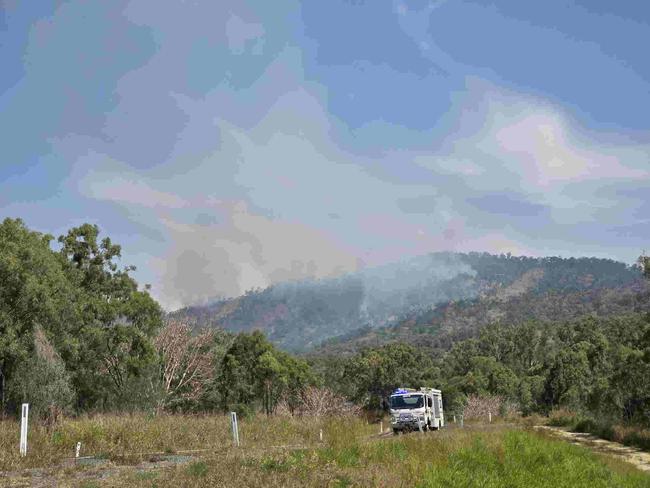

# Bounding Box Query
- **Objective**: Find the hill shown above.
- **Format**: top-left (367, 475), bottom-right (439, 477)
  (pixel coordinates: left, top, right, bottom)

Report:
top-left (169, 252), bottom-right (645, 352)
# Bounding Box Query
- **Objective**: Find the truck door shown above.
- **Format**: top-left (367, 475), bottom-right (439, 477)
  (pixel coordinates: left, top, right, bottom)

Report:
top-left (433, 395), bottom-right (440, 418)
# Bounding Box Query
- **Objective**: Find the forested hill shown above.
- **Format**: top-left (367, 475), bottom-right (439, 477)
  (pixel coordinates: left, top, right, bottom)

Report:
top-left (169, 253), bottom-right (645, 352)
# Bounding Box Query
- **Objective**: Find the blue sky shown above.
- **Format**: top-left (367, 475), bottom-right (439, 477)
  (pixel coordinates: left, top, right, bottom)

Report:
top-left (1, 0), bottom-right (649, 309)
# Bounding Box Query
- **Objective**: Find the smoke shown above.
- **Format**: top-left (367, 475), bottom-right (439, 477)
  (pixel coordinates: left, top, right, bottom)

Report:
top-left (158, 200), bottom-right (360, 309)
top-left (267, 252), bottom-right (477, 330)
top-left (356, 252), bottom-right (477, 326)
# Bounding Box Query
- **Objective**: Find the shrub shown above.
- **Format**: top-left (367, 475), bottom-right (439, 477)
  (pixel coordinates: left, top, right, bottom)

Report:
top-left (274, 387), bottom-right (361, 417)
top-left (462, 395), bottom-right (511, 420)
top-left (231, 403), bottom-right (255, 421)
top-left (572, 418), bottom-right (616, 442)
top-left (6, 328), bottom-right (74, 423)
top-left (548, 408), bottom-right (581, 427)
top-left (622, 430), bottom-right (650, 451)
top-left (574, 418), bottom-right (598, 433)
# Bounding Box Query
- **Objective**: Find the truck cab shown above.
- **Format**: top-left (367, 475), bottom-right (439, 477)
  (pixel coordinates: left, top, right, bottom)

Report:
top-left (389, 387), bottom-right (444, 434)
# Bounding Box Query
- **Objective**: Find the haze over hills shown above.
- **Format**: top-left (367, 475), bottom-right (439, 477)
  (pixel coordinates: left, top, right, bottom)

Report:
top-left (169, 252), bottom-right (646, 352)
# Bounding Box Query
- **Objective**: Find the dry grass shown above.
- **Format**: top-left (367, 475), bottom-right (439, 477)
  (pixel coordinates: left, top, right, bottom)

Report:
top-left (1, 414), bottom-right (649, 487)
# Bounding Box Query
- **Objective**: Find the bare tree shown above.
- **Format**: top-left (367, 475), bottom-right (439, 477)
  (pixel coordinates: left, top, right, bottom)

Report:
top-left (155, 321), bottom-right (214, 409)
top-left (275, 386), bottom-right (361, 417)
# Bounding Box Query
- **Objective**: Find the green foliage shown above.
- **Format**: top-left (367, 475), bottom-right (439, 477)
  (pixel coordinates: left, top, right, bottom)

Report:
top-left (0, 218), bottom-right (163, 416)
top-left (341, 342), bottom-right (440, 410)
top-left (58, 223), bottom-right (163, 411)
top-left (216, 331), bottom-right (315, 414)
top-left (6, 329), bottom-right (75, 419)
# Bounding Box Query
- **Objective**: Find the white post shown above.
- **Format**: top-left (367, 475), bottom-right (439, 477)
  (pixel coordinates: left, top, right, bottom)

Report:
top-left (453, 415), bottom-right (456, 424)
top-left (20, 403), bottom-right (28, 457)
top-left (319, 429), bottom-right (323, 441)
top-left (75, 442), bottom-right (82, 458)
top-left (488, 411), bottom-right (492, 423)
top-left (380, 421), bottom-right (383, 434)
top-left (230, 412), bottom-right (240, 447)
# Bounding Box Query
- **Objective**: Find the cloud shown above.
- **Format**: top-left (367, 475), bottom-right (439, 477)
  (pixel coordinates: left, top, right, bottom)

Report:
top-left (225, 14), bottom-right (264, 54)
top-left (83, 174), bottom-right (188, 209)
top-left (156, 200), bottom-right (360, 308)
top-left (62, 74), bottom-right (650, 309)
top-left (466, 193), bottom-right (547, 218)
top-left (3, 2), bottom-right (649, 311)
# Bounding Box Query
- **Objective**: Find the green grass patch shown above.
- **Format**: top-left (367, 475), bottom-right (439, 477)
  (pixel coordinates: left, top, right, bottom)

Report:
top-left (419, 431), bottom-right (650, 487)
top-left (185, 461), bottom-right (208, 477)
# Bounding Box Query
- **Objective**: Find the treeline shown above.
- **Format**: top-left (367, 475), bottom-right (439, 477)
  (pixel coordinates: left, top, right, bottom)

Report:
top-left (462, 251), bottom-right (641, 293)
top-left (2, 217), bottom-right (650, 428)
top-left (0, 218), bottom-right (163, 418)
top-left (0, 218), bottom-right (319, 420)
top-left (311, 313), bottom-right (650, 425)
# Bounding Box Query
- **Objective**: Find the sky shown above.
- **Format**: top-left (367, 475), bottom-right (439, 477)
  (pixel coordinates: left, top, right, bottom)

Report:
top-left (1, 0), bottom-right (649, 310)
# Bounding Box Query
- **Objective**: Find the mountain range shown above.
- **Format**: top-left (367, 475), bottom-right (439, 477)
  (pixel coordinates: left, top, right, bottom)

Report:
top-left (169, 252), bottom-right (647, 352)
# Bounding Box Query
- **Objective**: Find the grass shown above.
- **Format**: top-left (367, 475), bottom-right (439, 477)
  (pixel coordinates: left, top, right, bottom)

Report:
top-left (545, 409), bottom-right (650, 452)
top-left (0, 414), bottom-right (649, 487)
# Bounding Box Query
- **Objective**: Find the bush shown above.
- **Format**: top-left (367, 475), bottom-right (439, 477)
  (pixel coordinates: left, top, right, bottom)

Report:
top-left (574, 418), bottom-right (598, 433)
top-left (462, 395), bottom-right (512, 420)
top-left (231, 403), bottom-right (255, 421)
top-left (6, 329), bottom-right (74, 423)
top-left (547, 408), bottom-right (581, 427)
top-left (572, 418), bottom-right (616, 442)
top-left (622, 430), bottom-right (650, 451)
top-left (274, 387), bottom-right (361, 417)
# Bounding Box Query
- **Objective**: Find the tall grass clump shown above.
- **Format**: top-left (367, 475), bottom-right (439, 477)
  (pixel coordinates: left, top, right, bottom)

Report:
top-left (420, 430), bottom-right (650, 488)
top-left (547, 408), bottom-right (583, 427)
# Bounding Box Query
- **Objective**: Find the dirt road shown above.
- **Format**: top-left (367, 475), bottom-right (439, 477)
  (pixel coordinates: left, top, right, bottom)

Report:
top-left (535, 426), bottom-right (650, 473)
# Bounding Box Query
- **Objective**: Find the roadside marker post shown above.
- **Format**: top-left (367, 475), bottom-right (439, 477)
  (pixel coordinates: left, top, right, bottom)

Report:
top-left (453, 415), bottom-right (456, 424)
top-left (319, 429), bottom-right (323, 441)
top-left (489, 411), bottom-right (492, 423)
top-left (76, 442), bottom-right (82, 459)
top-left (19, 403), bottom-right (28, 457)
top-left (230, 412), bottom-right (240, 447)
top-left (380, 421), bottom-right (383, 434)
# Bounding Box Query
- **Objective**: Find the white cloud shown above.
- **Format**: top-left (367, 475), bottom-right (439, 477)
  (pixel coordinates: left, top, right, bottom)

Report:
top-left (83, 174), bottom-right (187, 209)
top-left (225, 14), bottom-right (264, 54)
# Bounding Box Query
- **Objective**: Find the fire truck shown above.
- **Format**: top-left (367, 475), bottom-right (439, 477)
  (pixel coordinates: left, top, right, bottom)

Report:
top-left (389, 387), bottom-right (444, 434)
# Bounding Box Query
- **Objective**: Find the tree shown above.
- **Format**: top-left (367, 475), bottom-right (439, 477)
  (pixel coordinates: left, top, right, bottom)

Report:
top-left (638, 254), bottom-right (650, 280)
top-left (217, 331), bottom-right (313, 414)
top-left (155, 321), bottom-right (215, 411)
top-left (344, 343), bottom-right (440, 410)
top-left (57, 224), bottom-right (163, 410)
top-left (0, 218), bottom-right (78, 415)
top-left (0, 218), bottom-right (164, 416)
top-left (543, 346), bottom-right (591, 410)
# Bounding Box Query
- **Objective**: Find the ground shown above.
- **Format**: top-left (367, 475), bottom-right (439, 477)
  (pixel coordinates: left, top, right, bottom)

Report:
top-left (1, 415), bottom-right (649, 487)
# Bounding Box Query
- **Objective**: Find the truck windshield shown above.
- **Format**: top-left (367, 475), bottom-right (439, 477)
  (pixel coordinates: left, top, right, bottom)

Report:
top-left (390, 394), bottom-right (424, 409)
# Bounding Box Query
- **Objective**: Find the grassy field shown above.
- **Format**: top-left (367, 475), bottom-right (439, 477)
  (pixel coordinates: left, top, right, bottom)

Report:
top-left (1, 414), bottom-right (649, 487)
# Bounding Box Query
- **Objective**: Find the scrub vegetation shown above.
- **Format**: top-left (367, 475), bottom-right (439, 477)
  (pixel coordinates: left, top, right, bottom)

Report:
top-left (2, 415), bottom-right (650, 487)
top-left (2, 218), bottom-right (650, 485)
